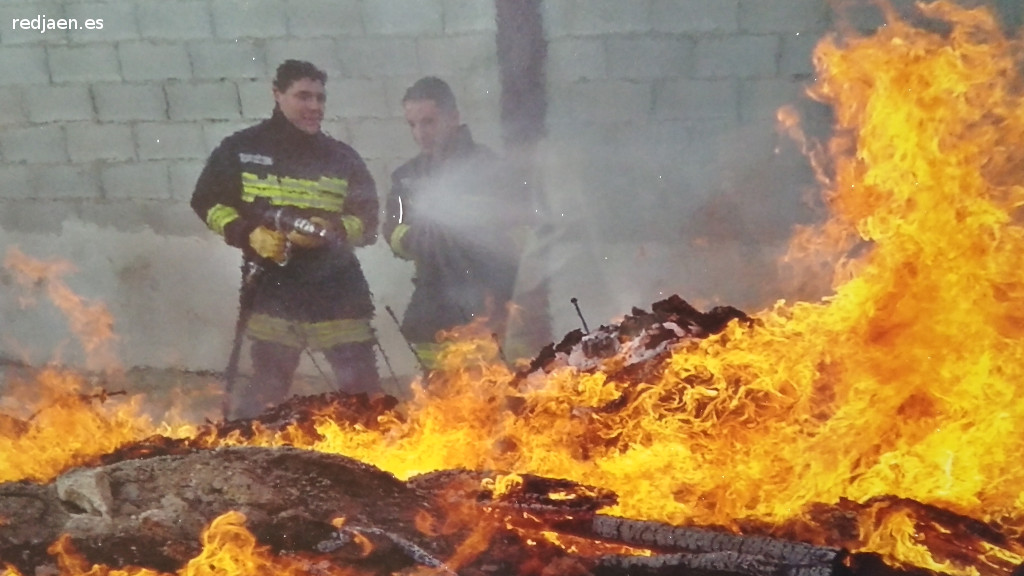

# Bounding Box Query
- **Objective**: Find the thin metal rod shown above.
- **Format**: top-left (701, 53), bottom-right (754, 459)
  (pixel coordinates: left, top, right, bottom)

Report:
top-left (570, 297), bottom-right (590, 334)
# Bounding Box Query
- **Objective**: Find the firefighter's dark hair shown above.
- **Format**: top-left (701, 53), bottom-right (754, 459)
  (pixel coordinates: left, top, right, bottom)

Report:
top-left (402, 76), bottom-right (458, 113)
top-left (273, 59), bottom-right (327, 91)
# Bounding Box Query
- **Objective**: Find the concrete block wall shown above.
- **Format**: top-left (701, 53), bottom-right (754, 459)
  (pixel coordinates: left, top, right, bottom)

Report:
top-left (0, 0), bottom-right (501, 376)
top-left (0, 0), bottom-right (1020, 375)
top-left (0, 0), bottom-right (501, 235)
top-left (537, 0), bottom-right (833, 333)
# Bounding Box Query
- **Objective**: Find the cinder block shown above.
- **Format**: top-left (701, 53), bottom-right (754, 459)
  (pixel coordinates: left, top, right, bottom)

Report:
top-left (0, 46), bottom-right (50, 86)
top-left (286, 0), bottom-right (363, 37)
top-left (738, 78), bottom-right (809, 123)
top-left (442, 0), bottom-right (496, 33)
top-left (418, 34), bottom-right (499, 75)
top-left (0, 199), bottom-right (77, 233)
top-left (0, 87), bottom-right (26, 126)
top-left (543, 0), bottom-right (650, 36)
top-left (652, 0), bottom-right (739, 33)
top-left (607, 36), bottom-right (694, 80)
top-left (63, 3), bottom-right (139, 42)
top-left (362, 0), bottom-right (444, 35)
top-left (26, 84), bottom-right (94, 123)
top-left (202, 121), bottom-right (253, 154)
top-left (694, 35), bottom-right (779, 79)
top-left (0, 2), bottom-right (67, 45)
top-left (136, 1), bottom-right (212, 40)
top-left (348, 117), bottom-right (416, 161)
top-left (547, 38), bottom-right (607, 81)
top-left (335, 38), bottom-right (419, 79)
top-left (93, 83), bottom-right (167, 122)
top-left (320, 120), bottom-right (352, 143)
top-left (169, 160), bottom-right (206, 201)
top-left (237, 80), bottom-right (274, 119)
top-left (167, 82), bottom-right (240, 121)
top-left (119, 42), bottom-right (192, 81)
top-left (740, 0), bottom-right (829, 33)
top-left (30, 163), bottom-right (100, 198)
top-left (547, 80), bottom-right (653, 123)
top-left (0, 166), bottom-right (32, 199)
top-left (212, 0), bottom-right (287, 39)
top-left (453, 72), bottom-right (501, 122)
top-left (48, 43), bottom-right (121, 83)
top-left (0, 125), bottom-right (67, 163)
top-left (101, 161), bottom-right (171, 199)
top-left (780, 33), bottom-right (821, 79)
top-left (327, 79), bottom-right (390, 119)
top-left (190, 41), bottom-right (267, 80)
top-left (65, 122), bottom-right (135, 163)
top-left (381, 77), bottom-right (417, 115)
top-left (135, 123), bottom-right (206, 160)
top-left (265, 39), bottom-right (344, 79)
top-left (653, 78), bottom-right (739, 121)
top-left (76, 199), bottom-right (206, 234)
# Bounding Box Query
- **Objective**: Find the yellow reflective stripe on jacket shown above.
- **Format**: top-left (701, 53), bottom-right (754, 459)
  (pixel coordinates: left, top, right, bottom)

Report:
top-left (340, 215), bottom-right (365, 245)
top-left (206, 204), bottom-right (240, 236)
top-left (246, 314), bottom-right (374, 349)
top-left (389, 223), bottom-right (413, 260)
top-left (412, 342), bottom-right (442, 370)
top-left (240, 172), bottom-right (348, 212)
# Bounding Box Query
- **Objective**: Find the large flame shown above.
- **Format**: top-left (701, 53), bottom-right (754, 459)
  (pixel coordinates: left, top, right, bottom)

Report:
top-left (3, 1), bottom-right (1024, 574)
top-left (311, 2), bottom-right (1024, 570)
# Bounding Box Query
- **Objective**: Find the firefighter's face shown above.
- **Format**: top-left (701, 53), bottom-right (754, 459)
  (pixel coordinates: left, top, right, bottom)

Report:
top-left (274, 77), bottom-right (326, 135)
top-left (403, 99), bottom-right (460, 157)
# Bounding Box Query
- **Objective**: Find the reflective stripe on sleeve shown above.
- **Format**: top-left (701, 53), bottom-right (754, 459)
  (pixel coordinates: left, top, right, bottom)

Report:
top-left (340, 215), bottom-right (365, 245)
top-left (206, 204), bottom-right (240, 236)
top-left (389, 223), bottom-right (413, 260)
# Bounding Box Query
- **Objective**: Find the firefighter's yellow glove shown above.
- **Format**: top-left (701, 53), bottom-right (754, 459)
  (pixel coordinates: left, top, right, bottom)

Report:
top-left (249, 225), bottom-right (287, 263)
top-left (287, 216), bottom-right (330, 249)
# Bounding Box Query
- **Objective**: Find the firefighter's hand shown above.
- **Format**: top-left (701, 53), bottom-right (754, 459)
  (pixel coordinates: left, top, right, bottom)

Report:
top-left (249, 225), bottom-right (287, 263)
top-left (286, 216), bottom-right (331, 249)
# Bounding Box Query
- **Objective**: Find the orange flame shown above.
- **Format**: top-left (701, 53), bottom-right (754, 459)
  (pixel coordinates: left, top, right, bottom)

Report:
top-left (40, 512), bottom-right (374, 576)
top-left (3, 2), bottom-right (1024, 574)
top-left (305, 2), bottom-right (1024, 571)
top-left (5, 247), bottom-right (119, 372)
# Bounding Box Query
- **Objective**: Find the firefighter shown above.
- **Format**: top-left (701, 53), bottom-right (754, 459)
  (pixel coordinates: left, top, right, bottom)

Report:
top-left (192, 59), bottom-right (381, 418)
top-left (383, 76), bottom-right (534, 371)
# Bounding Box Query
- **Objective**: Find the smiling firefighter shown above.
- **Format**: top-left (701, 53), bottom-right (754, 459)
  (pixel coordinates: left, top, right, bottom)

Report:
top-left (191, 59), bottom-right (382, 419)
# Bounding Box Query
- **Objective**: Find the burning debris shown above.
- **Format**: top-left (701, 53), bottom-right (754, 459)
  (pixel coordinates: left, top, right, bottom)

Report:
top-left (0, 443), bottom-right (853, 576)
top-left (0, 287), bottom-right (1019, 576)
top-left (4, 1), bottom-right (1024, 575)
top-left (518, 294), bottom-right (750, 380)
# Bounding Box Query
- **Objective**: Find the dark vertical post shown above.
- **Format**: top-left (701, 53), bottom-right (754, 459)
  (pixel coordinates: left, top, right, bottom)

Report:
top-left (495, 0), bottom-right (547, 149)
top-left (494, 0), bottom-right (552, 358)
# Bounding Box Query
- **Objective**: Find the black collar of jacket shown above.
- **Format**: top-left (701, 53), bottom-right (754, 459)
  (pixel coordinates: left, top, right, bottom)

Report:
top-left (268, 106), bottom-right (323, 148)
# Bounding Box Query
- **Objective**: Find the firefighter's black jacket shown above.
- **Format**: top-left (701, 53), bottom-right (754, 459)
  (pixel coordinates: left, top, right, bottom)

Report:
top-left (383, 125), bottom-right (530, 343)
top-left (192, 109), bottom-right (379, 340)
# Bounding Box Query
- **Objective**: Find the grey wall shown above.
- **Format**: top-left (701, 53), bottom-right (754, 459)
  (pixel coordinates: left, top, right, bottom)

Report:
top-left (1, 0), bottom-right (1019, 376)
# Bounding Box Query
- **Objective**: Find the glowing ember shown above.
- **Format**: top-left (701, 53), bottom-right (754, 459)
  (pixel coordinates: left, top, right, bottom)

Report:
top-left (2, 2), bottom-right (1024, 574)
